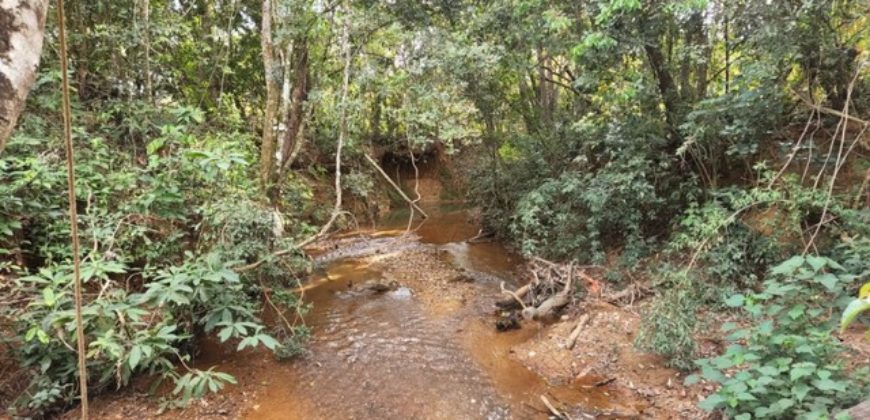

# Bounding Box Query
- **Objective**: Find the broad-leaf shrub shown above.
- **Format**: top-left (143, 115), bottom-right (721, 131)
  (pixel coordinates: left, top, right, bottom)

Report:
top-left (9, 253), bottom-right (280, 416)
top-left (691, 256), bottom-right (869, 418)
top-left (1, 103), bottom-right (312, 415)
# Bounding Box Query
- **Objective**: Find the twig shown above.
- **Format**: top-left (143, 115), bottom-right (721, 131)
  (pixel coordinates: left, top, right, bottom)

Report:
top-left (803, 70), bottom-right (861, 253)
top-left (793, 90), bottom-right (870, 128)
top-left (540, 395), bottom-right (571, 420)
top-left (260, 279), bottom-right (295, 332)
top-left (768, 109), bottom-right (817, 188)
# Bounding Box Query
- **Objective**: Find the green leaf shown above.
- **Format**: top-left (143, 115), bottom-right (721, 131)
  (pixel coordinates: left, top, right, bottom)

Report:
top-left (812, 378), bottom-right (846, 392)
top-left (789, 362), bottom-right (816, 381)
top-left (792, 383), bottom-right (811, 402)
top-left (129, 345), bottom-right (142, 369)
top-left (698, 393), bottom-right (726, 411)
top-left (756, 366), bottom-right (779, 376)
top-left (771, 256), bottom-right (804, 275)
top-left (815, 273), bottom-right (839, 291)
top-left (805, 255), bottom-right (826, 272)
top-left (775, 398), bottom-right (795, 411)
top-left (725, 294), bottom-right (745, 308)
top-left (257, 334), bottom-right (280, 350)
top-left (42, 287), bottom-right (56, 307)
top-left (218, 326), bottom-right (234, 342)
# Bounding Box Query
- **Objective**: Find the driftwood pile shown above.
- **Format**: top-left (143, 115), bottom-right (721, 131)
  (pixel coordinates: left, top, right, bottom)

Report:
top-left (495, 258), bottom-right (601, 328)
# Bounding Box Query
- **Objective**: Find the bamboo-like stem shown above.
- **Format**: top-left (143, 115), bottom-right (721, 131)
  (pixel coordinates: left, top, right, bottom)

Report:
top-left (57, 0), bottom-right (89, 416)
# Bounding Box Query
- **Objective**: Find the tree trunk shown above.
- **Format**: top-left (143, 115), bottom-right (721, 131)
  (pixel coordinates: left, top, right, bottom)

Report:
top-left (141, 0), bottom-right (152, 104)
top-left (0, 0), bottom-right (49, 155)
top-left (279, 41), bottom-right (309, 173)
top-left (259, 0), bottom-right (279, 190)
top-left (644, 43), bottom-right (683, 148)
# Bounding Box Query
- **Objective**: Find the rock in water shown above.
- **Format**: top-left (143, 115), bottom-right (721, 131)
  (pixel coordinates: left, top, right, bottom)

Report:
top-left (495, 311), bottom-right (521, 332)
top-left (388, 287), bottom-right (413, 300)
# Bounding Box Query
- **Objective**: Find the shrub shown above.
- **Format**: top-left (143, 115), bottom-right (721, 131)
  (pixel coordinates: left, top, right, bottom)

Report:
top-left (691, 255), bottom-right (869, 418)
top-left (636, 271), bottom-right (700, 371)
top-left (7, 252), bottom-right (282, 415)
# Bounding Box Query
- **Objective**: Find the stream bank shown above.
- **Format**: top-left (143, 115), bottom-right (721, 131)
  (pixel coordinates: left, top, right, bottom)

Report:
top-left (67, 205), bottom-right (712, 419)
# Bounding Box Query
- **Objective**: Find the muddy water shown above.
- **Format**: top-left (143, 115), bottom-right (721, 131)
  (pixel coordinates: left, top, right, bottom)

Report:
top-left (228, 207), bottom-right (614, 419)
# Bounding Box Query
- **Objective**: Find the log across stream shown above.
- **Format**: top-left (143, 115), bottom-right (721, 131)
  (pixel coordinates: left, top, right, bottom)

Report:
top-left (195, 205), bottom-right (630, 419)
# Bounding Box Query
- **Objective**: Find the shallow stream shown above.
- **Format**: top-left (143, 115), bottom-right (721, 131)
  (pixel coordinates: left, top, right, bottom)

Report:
top-left (201, 206), bottom-right (614, 419)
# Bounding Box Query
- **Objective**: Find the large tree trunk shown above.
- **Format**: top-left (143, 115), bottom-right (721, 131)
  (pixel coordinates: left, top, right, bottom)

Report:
top-left (0, 0), bottom-right (49, 155)
top-left (259, 0), bottom-right (278, 190)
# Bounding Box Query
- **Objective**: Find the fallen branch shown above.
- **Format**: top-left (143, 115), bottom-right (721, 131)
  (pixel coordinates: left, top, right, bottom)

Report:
top-left (364, 153), bottom-right (429, 219)
top-left (605, 284), bottom-right (652, 306)
top-left (793, 91), bottom-right (870, 130)
top-left (540, 395), bottom-right (571, 420)
top-left (233, 234), bottom-right (318, 273)
top-left (566, 313), bottom-right (592, 350)
top-left (522, 264), bottom-right (573, 321)
top-left (496, 283), bottom-right (530, 309)
top-left (500, 281), bottom-right (528, 309)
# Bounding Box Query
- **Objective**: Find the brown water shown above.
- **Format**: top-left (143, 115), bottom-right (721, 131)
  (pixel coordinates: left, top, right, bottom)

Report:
top-left (201, 206), bottom-right (616, 419)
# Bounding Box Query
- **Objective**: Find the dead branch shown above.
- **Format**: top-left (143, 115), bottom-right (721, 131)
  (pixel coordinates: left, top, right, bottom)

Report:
top-left (497, 282), bottom-right (530, 310)
top-left (364, 153), bottom-right (429, 219)
top-left (540, 395), bottom-right (571, 420)
top-left (566, 313), bottom-right (592, 350)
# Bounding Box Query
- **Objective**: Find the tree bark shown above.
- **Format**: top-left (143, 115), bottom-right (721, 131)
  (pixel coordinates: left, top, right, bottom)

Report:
top-left (259, 0), bottom-right (279, 190)
top-left (644, 43), bottom-right (683, 148)
top-left (0, 0), bottom-right (49, 155)
top-left (279, 41), bottom-right (309, 173)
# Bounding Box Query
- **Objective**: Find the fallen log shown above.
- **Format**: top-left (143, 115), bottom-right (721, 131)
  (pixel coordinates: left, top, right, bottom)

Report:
top-left (522, 292), bottom-right (570, 321)
top-left (522, 265), bottom-right (573, 321)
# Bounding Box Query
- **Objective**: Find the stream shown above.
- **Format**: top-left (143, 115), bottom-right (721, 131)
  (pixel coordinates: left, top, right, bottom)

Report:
top-left (199, 205), bottom-right (615, 419)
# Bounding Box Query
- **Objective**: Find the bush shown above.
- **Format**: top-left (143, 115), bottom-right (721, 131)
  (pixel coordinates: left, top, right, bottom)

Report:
top-left (635, 271), bottom-right (700, 371)
top-left (691, 255), bottom-right (869, 418)
top-left (7, 252), bottom-right (280, 416)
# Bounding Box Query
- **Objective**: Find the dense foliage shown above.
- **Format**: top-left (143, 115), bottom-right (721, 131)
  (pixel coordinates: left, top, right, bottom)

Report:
top-left (0, 0), bottom-right (868, 417)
